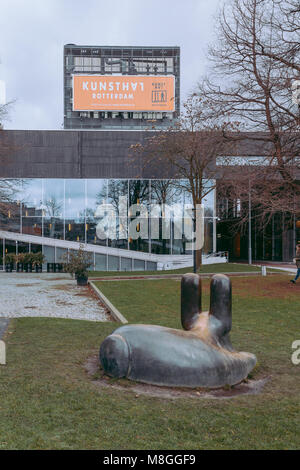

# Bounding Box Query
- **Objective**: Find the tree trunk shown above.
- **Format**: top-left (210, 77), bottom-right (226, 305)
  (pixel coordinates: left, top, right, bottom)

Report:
top-left (196, 248), bottom-right (202, 272)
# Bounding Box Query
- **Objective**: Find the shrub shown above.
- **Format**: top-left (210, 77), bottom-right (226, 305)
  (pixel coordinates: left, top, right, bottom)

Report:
top-left (23, 252), bottom-right (36, 265)
top-left (32, 252), bottom-right (45, 266)
top-left (5, 253), bottom-right (16, 265)
top-left (63, 245), bottom-right (93, 279)
top-left (15, 253), bottom-right (25, 264)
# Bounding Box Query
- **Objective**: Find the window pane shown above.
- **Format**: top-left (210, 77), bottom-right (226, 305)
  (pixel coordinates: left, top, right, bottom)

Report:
top-left (86, 179), bottom-right (108, 246)
top-left (107, 180), bottom-right (128, 250)
top-left (43, 179), bottom-right (64, 239)
top-left (65, 179), bottom-right (85, 242)
top-left (129, 180), bottom-right (149, 252)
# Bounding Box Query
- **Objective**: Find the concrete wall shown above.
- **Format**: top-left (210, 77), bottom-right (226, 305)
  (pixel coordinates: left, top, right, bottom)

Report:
top-left (0, 130), bottom-right (171, 179)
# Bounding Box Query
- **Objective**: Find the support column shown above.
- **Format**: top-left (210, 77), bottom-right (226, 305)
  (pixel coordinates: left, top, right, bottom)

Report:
top-left (3, 239), bottom-right (5, 271)
top-left (272, 216), bottom-right (275, 261)
top-left (293, 214), bottom-right (296, 254)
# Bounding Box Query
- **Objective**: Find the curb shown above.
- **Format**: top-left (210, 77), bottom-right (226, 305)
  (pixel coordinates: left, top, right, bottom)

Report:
top-left (89, 271), bottom-right (281, 281)
top-left (89, 281), bottom-right (128, 324)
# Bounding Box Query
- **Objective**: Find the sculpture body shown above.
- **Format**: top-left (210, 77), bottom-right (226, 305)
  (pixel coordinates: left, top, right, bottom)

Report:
top-left (100, 274), bottom-right (257, 388)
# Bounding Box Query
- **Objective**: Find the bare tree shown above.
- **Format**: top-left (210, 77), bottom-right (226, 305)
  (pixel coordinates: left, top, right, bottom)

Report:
top-left (0, 105), bottom-right (8, 129)
top-left (255, 0), bottom-right (300, 73)
top-left (199, 0), bottom-right (300, 235)
top-left (0, 101), bottom-right (14, 129)
top-left (44, 196), bottom-right (63, 238)
top-left (130, 95), bottom-right (233, 270)
top-left (0, 104), bottom-right (22, 220)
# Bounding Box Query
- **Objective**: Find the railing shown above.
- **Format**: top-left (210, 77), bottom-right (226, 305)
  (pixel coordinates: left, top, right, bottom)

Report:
top-left (205, 251), bottom-right (229, 259)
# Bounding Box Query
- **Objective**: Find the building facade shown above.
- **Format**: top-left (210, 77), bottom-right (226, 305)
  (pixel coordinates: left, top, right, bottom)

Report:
top-left (64, 44), bottom-right (180, 130)
top-left (216, 198), bottom-right (300, 263)
top-left (0, 128), bottom-right (297, 266)
top-left (0, 130), bottom-right (216, 271)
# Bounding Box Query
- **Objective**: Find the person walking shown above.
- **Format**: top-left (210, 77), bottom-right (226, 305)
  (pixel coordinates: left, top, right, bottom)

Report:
top-left (290, 242), bottom-right (300, 284)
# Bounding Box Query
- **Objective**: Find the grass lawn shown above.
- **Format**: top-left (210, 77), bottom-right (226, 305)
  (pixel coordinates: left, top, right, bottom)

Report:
top-left (88, 262), bottom-right (272, 277)
top-left (0, 274), bottom-right (299, 449)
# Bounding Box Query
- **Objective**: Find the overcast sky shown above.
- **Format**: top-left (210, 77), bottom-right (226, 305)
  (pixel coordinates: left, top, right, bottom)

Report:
top-left (0, 0), bottom-right (221, 130)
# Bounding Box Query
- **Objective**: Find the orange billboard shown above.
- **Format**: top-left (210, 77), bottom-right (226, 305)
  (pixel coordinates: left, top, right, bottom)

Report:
top-left (72, 75), bottom-right (175, 112)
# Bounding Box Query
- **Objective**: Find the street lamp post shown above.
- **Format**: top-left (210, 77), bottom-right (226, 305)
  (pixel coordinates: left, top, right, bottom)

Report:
top-left (192, 208), bottom-right (197, 273)
top-left (248, 182), bottom-right (252, 265)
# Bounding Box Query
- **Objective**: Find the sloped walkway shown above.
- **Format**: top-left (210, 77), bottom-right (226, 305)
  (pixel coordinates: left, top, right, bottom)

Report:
top-left (253, 261), bottom-right (297, 274)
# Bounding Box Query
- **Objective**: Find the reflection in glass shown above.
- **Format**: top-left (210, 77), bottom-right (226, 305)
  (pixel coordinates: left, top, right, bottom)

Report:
top-left (86, 179), bottom-right (108, 246)
top-left (150, 180), bottom-right (182, 255)
top-left (107, 180), bottom-right (128, 250)
top-left (0, 178), bottom-right (215, 257)
top-left (0, 179), bottom-right (22, 234)
top-left (65, 179), bottom-right (85, 242)
top-left (43, 179), bottom-right (64, 239)
top-left (21, 179), bottom-right (43, 236)
top-left (129, 180), bottom-right (149, 252)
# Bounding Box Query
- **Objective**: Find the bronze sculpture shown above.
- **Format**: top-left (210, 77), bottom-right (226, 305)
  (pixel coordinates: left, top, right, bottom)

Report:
top-left (99, 273), bottom-right (256, 388)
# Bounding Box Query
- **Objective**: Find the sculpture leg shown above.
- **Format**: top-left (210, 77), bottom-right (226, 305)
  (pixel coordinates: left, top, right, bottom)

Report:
top-left (181, 273), bottom-right (201, 331)
top-left (209, 274), bottom-right (233, 350)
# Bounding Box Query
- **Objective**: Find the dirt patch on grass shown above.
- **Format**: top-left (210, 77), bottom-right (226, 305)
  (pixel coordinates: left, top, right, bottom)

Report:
top-left (49, 283), bottom-right (111, 318)
top-left (50, 284), bottom-right (74, 291)
top-left (85, 355), bottom-right (270, 400)
top-left (75, 285), bottom-right (96, 298)
top-left (16, 283), bottom-right (39, 287)
top-left (55, 300), bottom-right (74, 307)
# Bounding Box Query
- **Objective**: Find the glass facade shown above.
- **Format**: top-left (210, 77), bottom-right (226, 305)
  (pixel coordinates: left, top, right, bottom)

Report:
top-left (217, 197), bottom-right (300, 262)
top-left (0, 178), bottom-right (216, 257)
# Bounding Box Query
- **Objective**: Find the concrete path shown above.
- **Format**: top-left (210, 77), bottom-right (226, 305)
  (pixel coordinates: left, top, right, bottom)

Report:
top-left (0, 273), bottom-right (109, 322)
top-left (264, 266), bottom-right (297, 274)
top-left (253, 262), bottom-right (297, 274)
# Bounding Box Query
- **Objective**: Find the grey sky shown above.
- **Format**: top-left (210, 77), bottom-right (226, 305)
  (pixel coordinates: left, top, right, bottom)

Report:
top-left (0, 0), bottom-right (221, 130)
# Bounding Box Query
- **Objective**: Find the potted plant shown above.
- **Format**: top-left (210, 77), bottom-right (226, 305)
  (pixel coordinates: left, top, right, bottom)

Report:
top-left (32, 252), bottom-right (45, 272)
top-left (5, 253), bottom-right (15, 272)
top-left (23, 252), bottom-right (35, 272)
top-left (63, 245), bottom-right (93, 286)
top-left (15, 253), bottom-right (25, 272)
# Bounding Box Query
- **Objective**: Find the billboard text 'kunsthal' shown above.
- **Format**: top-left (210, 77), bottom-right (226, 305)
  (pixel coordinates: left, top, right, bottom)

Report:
top-left (72, 75), bottom-right (175, 112)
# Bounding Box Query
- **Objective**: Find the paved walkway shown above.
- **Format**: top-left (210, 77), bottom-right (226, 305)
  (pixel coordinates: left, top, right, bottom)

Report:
top-left (0, 273), bottom-right (109, 322)
top-left (252, 262), bottom-right (297, 274)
